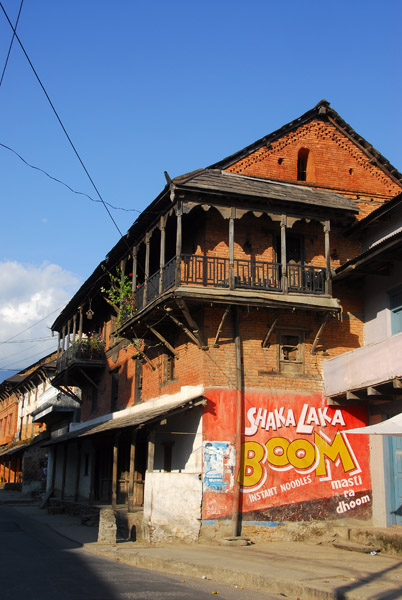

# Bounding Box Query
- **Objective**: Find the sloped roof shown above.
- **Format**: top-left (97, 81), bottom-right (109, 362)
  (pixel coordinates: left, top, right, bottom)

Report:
top-left (208, 100), bottom-right (402, 187)
top-left (173, 169), bottom-right (358, 213)
top-left (44, 394), bottom-right (205, 446)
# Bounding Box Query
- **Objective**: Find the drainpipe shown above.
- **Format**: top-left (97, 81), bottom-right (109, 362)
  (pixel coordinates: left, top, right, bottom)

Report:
top-left (231, 305), bottom-right (243, 537)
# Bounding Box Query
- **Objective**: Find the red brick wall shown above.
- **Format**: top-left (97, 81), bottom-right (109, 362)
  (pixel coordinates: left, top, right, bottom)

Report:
top-left (225, 119), bottom-right (401, 219)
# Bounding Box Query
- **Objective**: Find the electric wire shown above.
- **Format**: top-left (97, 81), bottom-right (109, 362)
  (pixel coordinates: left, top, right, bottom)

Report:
top-left (0, 0), bottom-right (23, 88)
top-left (0, 142), bottom-right (144, 214)
top-left (0, 342), bottom-right (56, 370)
top-left (0, 2), bottom-right (127, 242)
top-left (0, 304), bottom-right (65, 345)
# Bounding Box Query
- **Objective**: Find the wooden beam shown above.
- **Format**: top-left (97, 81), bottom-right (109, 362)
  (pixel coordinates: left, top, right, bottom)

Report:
top-left (89, 444), bottom-right (96, 505)
top-left (78, 367), bottom-right (102, 391)
top-left (393, 378), bottom-right (402, 390)
top-left (147, 430), bottom-right (155, 473)
top-left (262, 310), bottom-right (280, 349)
top-left (166, 310), bottom-right (201, 347)
top-left (52, 383), bottom-right (81, 404)
top-left (128, 430), bottom-right (137, 513)
top-left (61, 445), bottom-right (67, 501)
top-left (346, 390), bottom-right (365, 401)
top-left (213, 306), bottom-right (230, 347)
top-left (324, 221), bottom-right (332, 295)
top-left (229, 209), bottom-right (235, 290)
top-left (175, 202), bottom-right (183, 285)
top-left (131, 246), bottom-right (138, 293)
top-left (74, 441), bottom-right (81, 502)
top-left (367, 386), bottom-right (383, 396)
top-left (147, 326), bottom-right (178, 357)
top-left (281, 215), bottom-right (288, 293)
top-left (311, 312), bottom-right (330, 355)
top-left (132, 346), bottom-right (155, 371)
top-left (78, 306), bottom-right (83, 342)
top-left (112, 432), bottom-right (120, 509)
top-left (176, 299), bottom-right (208, 349)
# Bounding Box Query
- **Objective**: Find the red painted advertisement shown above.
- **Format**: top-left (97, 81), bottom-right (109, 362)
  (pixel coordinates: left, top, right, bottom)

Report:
top-left (202, 389), bottom-right (371, 522)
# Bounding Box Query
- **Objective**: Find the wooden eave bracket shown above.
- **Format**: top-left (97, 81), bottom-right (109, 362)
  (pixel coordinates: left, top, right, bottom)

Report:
top-left (78, 368), bottom-right (102, 391)
top-left (262, 310), bottom-right (280, 349)
top-left (52, 383), bottom-right (82, 404)
top-left (147, 325), bottom-right (178, 358)
top-left (132, 345), bottom-right (156, 371)
top-left (213, 306), bottom-right (230, 347)
top-left (176, 299), bottom-right (208, 350)
top-left (311, 311), bottom-right (331, 355)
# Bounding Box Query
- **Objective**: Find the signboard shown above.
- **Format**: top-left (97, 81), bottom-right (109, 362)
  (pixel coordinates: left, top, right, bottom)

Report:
top-left (202, 390), bottom-right (371, 522)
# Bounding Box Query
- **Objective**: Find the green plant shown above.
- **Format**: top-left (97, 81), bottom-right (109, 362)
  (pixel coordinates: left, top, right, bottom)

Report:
top-left (101, 268), bottom-right (135, 324)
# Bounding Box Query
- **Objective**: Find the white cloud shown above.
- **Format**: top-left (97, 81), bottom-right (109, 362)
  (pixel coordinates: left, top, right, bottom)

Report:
top-left (0, 261), bottom-right (80, 373)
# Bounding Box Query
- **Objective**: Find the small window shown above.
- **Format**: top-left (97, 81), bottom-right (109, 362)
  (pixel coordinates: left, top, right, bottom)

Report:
top-left (297, 148), bottom-right (309, 181)
top-left (163, 354), bottom-right (176, 384)
top-left (279, 332), bottom-right (304, 375)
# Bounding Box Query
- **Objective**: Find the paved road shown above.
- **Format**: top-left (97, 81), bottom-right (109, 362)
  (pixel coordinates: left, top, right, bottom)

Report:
top-left (0, 506), bottom-right (284, 600)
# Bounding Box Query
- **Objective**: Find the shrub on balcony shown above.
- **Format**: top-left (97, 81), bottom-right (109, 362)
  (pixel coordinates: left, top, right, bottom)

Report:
top-left (101, 268), bottom-right (135, 324)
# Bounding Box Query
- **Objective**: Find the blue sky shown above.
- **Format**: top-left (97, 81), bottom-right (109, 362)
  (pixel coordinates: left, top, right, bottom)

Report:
top-left (0, 0), bottom-right (401, 377)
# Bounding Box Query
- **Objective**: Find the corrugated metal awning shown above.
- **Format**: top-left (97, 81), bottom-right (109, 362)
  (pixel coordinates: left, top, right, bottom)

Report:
top-left (44, 393), bottom-right (206, 447)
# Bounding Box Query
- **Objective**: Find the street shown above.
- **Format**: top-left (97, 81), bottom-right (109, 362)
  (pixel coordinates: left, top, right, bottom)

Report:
top-left (0, 505), bottom-right (284, 600)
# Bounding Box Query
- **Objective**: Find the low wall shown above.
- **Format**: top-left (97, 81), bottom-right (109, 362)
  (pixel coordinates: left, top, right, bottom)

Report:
top-left (144, 472), bottom-right (202, 543)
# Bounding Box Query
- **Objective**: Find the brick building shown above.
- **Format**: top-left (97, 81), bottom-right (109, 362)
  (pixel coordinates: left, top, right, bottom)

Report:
top-left (47, 100), bottom-right (402, 541)
top-left (0, 353), bottom-right (75, 492)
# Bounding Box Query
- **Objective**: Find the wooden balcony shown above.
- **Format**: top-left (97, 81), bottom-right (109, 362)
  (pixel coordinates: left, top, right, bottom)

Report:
top-left (53, 341), bottom-right (106, 388)
top-left (133, 254), bottom-right (327, 314)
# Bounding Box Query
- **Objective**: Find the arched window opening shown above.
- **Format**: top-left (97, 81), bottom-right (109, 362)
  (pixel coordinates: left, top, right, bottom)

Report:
top-left (297, 148), bottom-right (309, 181)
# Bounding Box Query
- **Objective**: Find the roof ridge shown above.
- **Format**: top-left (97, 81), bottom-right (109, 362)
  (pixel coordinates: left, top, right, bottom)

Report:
top-left (207, 101), bottom-right (402, 185)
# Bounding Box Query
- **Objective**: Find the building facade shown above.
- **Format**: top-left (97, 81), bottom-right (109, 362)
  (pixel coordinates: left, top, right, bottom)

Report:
top-left (47, 100), bottom-right (402, 540)
top-left (324, 191), bottom-right (402, 527)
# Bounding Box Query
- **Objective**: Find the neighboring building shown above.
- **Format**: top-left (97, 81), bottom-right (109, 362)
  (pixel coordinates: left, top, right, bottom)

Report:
top-left (0, 353), bottom-right (77, 493)
top-left (323, 191), bottom-right (402, 527)
top-left (47, 100), bottom-right (402, 541)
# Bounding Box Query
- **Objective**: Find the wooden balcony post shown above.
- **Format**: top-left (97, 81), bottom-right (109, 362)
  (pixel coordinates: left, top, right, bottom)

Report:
top-left (324, 220), bottom-right (332, 295)
top-left (175, 202), bottom-right (183, 285)
top-left (74, 441), bottom-right (81, 502)
top-left (112, 432), bottom-right (120, 509)
top-left (89, 444), bottom-right (96, 505)
top-left (78, 306), bottom-right (83, 342)
top-left (128, 429), bottom-right (137, 512)
top-left (229, 208), bottom-right (235, 290)
top-left (62, 325), bottom-right (66, 352)
top-left (67, 319), bottom-right (71, 349)
top-left (147, 430), bottom-right (155, 473)
top-left (61, 444), bottom-right (67, 500)
top-left (281, 215), bottom-right (288, 293)
top-left (57, 331), bottom-right (61, 360)
top-left (131, 246), bottom-right (138, 300)
top-left (119, 258), bottom-right (127, 313)
top-left (50, 446), bottom-right (57, 492)
top-left (144, 233), bottom-right (150, 303)
top-left (72, 314), bottom-right (77, 344)
top-left (159, 216), bottom-right (166, 294)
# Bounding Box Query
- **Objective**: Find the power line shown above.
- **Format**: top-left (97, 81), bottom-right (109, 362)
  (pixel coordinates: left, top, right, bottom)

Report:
top-left (0, 341), bottom-right (56, 370)
top-left (0, 304), bottom-right (65, 345)
top-left (0, 2), bottom-right (127, 242)
top-left (2, 337), bottom-right (52, 344)
top-left (0, 142), bottom-right (144, 214)
top-left (0, 0), bottom-right (23, 88)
